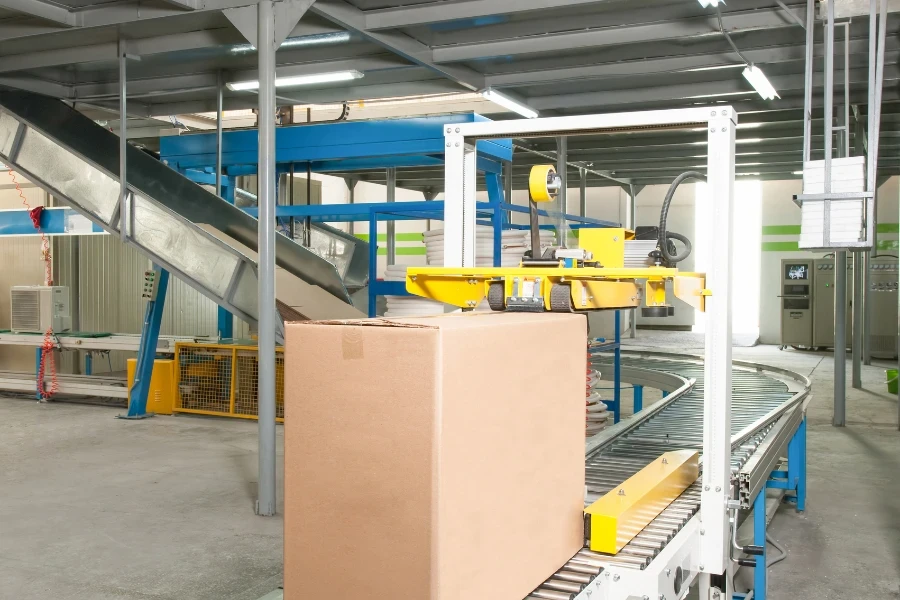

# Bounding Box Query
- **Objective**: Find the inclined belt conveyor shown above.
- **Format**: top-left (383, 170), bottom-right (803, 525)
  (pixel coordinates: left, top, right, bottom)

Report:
top-left (526, 353), bottom-right (809, 600)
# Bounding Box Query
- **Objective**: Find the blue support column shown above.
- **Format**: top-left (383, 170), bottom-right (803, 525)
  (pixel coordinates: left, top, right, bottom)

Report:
top-left (217, 175), bottom-right (236, 338)
top-left (34, 347), bottom-right (42, 400)
top-left (84, 353), bottom-right (93, 376)
top-left (486, 172), bottom-right (504, 267)
top-left (788, 417), bottom-right (807, 511)
top-left (613, 309), bottom-right (621, 423)
top-left (217, 308), bottom-right (233, 340)
top-left (633, 384), bottom-right (643, 414)
top-left (120, 268), bottom-right (169, 419)
top-left (754, 489), bottom-right (767, 600)
top-left (799, 417), bottom-right (807, 511)
top-left (368, 212), bottom-right (378, 317)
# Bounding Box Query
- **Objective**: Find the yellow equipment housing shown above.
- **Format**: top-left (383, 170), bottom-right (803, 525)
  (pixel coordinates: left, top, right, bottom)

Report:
top-left (584, 450), bottom-right (699, 554)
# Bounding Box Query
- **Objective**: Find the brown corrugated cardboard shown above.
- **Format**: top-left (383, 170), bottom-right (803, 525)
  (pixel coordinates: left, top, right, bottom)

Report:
top-left (284, 312), bottom-right (586, 600)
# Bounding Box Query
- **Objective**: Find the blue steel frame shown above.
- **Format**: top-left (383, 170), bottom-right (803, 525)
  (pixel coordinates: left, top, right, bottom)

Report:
top-left (118, 268), bottom-right (169, 419)
top-left (0, 114), bottom-right (623, 414)
top-left (733, 416), bottom-right (807, 600)
top-left (589, 316), bottom-right (623, 423)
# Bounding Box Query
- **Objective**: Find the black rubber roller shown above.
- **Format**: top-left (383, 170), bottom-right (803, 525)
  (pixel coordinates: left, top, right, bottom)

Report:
top-left (549, 283), bottom-right (573, 312)
top-left (487, 281), bottom-right (506, 311)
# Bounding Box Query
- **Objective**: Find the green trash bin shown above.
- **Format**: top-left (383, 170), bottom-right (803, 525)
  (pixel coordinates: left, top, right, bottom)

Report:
top-left (887, 369), bottom-right (898, 395)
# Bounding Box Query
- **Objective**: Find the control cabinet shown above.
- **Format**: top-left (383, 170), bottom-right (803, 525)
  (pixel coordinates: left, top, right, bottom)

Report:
top-left (780, 260), bottom-right (814, 347)
top-left (812, 259), bottom-right (852, 350)
top-left (868, 257), bottom-right (898, 358)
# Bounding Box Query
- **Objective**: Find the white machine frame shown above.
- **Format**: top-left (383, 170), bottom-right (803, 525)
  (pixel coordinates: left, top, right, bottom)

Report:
top-left (441, 107), bottom-right (737, 598)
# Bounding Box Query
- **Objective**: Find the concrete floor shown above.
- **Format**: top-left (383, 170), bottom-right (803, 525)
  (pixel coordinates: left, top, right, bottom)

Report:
top-left (1, 338), bottom-right (898, 599)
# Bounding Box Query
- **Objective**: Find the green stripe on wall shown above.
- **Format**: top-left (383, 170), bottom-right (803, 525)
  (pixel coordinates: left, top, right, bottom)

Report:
top-left (877, 223), bottom-right (900, 234)
top-left (376, 247), bottom-right (426, 256)
top-left (762, 241), bottom-right (800, 251)
top-left (761, 225), bottom-right (801, 235)
top-left (355, 233), bottom-right (423, 242)
top-left (878, 240), bottom-right (899, 251)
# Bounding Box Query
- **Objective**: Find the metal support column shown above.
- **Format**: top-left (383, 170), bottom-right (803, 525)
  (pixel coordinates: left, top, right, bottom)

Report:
top-left (256, 0), bottom-right (277, 517)
top-left (346, 177), bottom-right (358, 236)
top-left (215, 70), bottom-right (233, 340)
top-left (368, 211), bottom-right (378, 317)
top-left (852, 248), bottom-right (863, 388)
top-left (753, 489), bottom-right (768, 600)
top-left (823, 0), bottom-right (848, 427)
top-left (699, 110), bottom-right (736, 581)
top-left (578, 167), bottom-right (587, 218)
top-left (802, 0), bottom-right (815, 165)
top-left (34, 347), bottom-right (42, 400)
top-left (121, 268), bottom-right (169, 419)
top-left (485, 171), bottom-right (504, 267)
top-left (504, 151), bottom-right (513, 225)
top-left (118, 38), bottom-right (127, 243)
top-left (633, 384), bottom-right (643, 414)
top-left (386, 167), bottom-right (397, 265)
top-left (629, 183), bottom-right (638, 339)
top-left (613, 310), bottom-right (621, 424)
top-left (556, 136), bottom-right (567, 247)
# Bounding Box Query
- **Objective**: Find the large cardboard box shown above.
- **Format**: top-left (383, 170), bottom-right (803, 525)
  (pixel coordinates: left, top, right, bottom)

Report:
top-left (284, 312), bottom-right (586, 600)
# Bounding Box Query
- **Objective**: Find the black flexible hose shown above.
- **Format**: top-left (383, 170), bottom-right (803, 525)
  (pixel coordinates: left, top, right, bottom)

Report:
top-left (659, 170), bottom-right (705, 264)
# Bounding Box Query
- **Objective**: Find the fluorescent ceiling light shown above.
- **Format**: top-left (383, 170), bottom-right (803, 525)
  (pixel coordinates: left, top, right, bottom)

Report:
top-left (742, 65), bottom-right (779, 100)
top-left (227, 70), bottom-right (363, 91)
top-left (697, 0), bottom-right (722, 6)
top-left (480, 88), bottom-right (539, 119)
top-left (231, 31), bottom-right (351, 54)
top-left (685, 64), bottom-right (745, 73)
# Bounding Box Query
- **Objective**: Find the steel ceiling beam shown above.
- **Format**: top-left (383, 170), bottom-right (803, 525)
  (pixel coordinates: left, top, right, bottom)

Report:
top-left (157, 0), bottom-right (198, 9)
top-left (134, 79), bottom-right (463, 116)
top-left (309, 0), bottom-right (482, 90)
top-left (431, 5), bottom-right (805, 63)
top-left (0, 0), bottom-right (77, 26)
top-left (529, 63), bottom-right (900, 110)
top-left (485, 37), bottom-right (899, 87)
top-left (0, 0), bottom-right (260, 42)
top-left (0, 22), bottom-right (343, 74)
top-left (70, 56), bottom-right (414, 99)
top-left (364, 0), bottom-right (615, 31)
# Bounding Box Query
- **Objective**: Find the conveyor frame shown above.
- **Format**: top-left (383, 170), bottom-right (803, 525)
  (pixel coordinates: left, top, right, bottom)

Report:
top-left (527, 351), bottom-right (810, 600)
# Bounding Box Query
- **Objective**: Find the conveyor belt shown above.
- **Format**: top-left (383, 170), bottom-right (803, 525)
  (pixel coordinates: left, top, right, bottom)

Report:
top-left (526, 352), bottom-right (809, 600)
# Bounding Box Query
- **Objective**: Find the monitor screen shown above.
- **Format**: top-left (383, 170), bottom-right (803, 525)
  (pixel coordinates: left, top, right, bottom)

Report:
top-left (785, 263), bottom-right (809, 280)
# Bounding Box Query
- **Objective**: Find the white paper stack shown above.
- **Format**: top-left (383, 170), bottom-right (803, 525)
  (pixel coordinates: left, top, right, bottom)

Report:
top-left (799, 156), bottom-right (867, 249)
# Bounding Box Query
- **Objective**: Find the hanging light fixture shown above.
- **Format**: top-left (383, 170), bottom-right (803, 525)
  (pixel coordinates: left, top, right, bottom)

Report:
top-left (742, 65), bottom-right (780, 100)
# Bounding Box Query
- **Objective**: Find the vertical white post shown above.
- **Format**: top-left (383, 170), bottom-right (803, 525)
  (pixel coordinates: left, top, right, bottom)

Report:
top-left (256, 0), bottom-right (277, 517)
top-left (699, 108), bottom-right (736, 578)
top-left (443, 129), bottom-right (476, 268)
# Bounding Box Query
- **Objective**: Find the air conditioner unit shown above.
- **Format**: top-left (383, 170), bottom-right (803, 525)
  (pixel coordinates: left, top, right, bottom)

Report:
top-left (10, 286), bottom-right (72, 334)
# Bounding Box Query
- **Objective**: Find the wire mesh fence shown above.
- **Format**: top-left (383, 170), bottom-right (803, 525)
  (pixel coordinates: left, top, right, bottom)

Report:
top-left (174, 342), bottom-right (284, 421)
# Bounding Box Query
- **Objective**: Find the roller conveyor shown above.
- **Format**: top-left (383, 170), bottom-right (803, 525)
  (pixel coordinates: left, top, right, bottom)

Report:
top-left (526, 352), bottom-right (810, 599)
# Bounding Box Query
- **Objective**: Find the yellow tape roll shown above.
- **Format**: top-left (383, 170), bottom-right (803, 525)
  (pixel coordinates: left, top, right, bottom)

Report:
top-left (529, 165), bottom-right (557, 203)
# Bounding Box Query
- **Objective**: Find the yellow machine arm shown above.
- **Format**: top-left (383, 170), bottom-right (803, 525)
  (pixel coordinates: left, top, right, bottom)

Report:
top-left (405, 165), bottom-right (708, 315)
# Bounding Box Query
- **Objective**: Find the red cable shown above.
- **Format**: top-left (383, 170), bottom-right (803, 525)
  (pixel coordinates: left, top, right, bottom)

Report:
top-left (11, 170), bottom-right (59, 399)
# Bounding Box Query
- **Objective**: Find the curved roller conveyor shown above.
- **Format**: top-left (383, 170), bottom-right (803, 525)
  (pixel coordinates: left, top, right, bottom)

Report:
top-left (526, 351), bottom-right (810, 599)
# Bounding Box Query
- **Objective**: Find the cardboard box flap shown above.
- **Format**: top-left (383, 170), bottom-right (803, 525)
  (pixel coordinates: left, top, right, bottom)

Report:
top-left (294, 312), bottom-right (583, 330)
